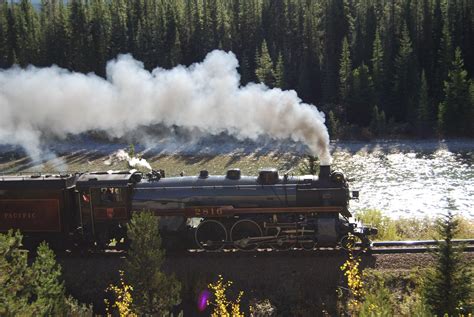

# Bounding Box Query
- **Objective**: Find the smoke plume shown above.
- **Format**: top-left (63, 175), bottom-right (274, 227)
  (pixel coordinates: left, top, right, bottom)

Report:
top-left (0, 50), bottom-right (331, 164)
top-left (104, 149), bottom-right (152, 171)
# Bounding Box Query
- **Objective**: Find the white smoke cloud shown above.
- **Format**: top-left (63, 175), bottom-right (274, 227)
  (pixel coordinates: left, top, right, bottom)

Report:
top-left (104, 149), bottom-right (152, 171)
top-left (0, 50), bottom-right (331, 164)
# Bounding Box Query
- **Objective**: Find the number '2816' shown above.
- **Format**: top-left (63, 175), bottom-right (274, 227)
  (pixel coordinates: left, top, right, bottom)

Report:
top-left (194, 207), bottom-right (223, 216)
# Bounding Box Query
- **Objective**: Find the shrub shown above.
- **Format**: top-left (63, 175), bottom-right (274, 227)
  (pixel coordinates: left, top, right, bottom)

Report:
top-left (208, 275), bottom-right (244, 317)
top-left (249, 298), bottom-right (276, 316)
top-left (358, 281), bottom-right (394, 317)
top-left (355, 209), bottom-right (400, 241)
top-left (341, 250), bottom-right (366, 312)
top-left (362, 269), bottom-right (432, 317)
top-left (105, 271), bottom-right (136, 317)
top-left (397, 292), bottom-right (430, 317)
top-left (355, 209), bottom-right (474, 241)
top-left (298, 155), bottom-right (319, 175)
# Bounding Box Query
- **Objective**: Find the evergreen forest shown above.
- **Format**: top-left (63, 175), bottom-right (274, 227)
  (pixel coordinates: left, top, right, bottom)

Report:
top-left (0, 0), bottom-right (473, 137)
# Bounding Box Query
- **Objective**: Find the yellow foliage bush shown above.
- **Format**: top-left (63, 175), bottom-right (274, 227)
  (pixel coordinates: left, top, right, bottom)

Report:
top-left (340, 248), bottom-right (367, 312)
top-left (208, 275), bottom-right (244, 317)
top-left (104, 271), bottom-right (136, 317)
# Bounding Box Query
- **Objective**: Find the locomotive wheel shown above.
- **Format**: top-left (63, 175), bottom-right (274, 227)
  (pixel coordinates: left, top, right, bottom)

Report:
top-left (195, 220), bottom-right (227, 251)
top-left (230, 219), bottom-right (262, 251)
top-left (299, 239), bottom-right (316, 251)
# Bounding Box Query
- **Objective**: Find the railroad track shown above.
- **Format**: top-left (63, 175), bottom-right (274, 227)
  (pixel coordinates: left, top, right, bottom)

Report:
top-left (369, 239), bottom-right (474, 254)
top-left (61, 239), bottom-right (474, 257)
top-left (184, 239), bottom-right (474, 255)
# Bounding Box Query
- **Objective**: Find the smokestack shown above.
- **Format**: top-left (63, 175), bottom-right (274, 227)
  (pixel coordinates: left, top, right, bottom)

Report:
top-left (319, 165), bottom-right (331, 180)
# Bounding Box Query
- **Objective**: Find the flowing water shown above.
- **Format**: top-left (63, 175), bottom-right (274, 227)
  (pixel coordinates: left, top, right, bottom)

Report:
top-left (331, 140), bottom-right (473, 219)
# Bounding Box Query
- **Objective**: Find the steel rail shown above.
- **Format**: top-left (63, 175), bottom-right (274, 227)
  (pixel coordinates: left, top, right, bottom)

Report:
top-left (371, 239), bottom-right (474, 247)
top-left (368, 246), bottom-right (474, 254)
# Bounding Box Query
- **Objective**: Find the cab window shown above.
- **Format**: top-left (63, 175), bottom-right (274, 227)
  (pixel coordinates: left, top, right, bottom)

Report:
top-left (92, 187), bottom-right (124, 205)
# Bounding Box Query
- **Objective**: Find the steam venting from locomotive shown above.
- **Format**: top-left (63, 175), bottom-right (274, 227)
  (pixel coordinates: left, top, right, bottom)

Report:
top-left (104, 149), bottom-right (152, 171)
top-left (0, 50), bottom-right (331, 164)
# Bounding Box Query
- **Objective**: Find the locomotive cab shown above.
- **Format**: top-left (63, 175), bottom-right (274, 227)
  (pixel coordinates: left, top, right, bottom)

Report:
top-left (76, 171), bottom-right (139, 245)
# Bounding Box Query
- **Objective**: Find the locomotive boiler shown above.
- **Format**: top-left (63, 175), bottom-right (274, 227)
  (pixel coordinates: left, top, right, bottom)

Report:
top-left (0, 166), bottom-right (377, 251)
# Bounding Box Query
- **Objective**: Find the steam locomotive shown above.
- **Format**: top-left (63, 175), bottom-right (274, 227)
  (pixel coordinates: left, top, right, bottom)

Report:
top-left (0, 166), bottom-right (377, 251)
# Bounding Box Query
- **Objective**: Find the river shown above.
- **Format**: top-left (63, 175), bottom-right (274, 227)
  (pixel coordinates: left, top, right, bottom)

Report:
top-left (331, 139), bottom-right (473, 219)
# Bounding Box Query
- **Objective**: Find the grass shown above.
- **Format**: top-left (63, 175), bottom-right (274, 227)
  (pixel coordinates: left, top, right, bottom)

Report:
top-left (356, 209), bottom-right (474, 241)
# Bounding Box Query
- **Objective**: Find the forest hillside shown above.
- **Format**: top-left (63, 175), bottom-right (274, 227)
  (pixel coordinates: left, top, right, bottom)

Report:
top-left (1, 0), bottom-right (473, 138)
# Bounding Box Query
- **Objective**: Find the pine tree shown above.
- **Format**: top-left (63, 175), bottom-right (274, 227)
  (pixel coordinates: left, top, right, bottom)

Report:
top-left (348, 63), bottom-right (374, 126)
top-left (68, 0), bottom-right (91, 72)
top-left (321, 0), bottom-right (350, 104)
top-left (416, 69), bottom-right (434, 136)
top-left (327, 110), bottom-right (340, 139)
top-left (90, 0), bottom-right (111, 75)
top-left (471, 80), bottom-right (474, 126)
top-left (0, 230), bottom-right (31, 315)
top-left (371, 28), bottom-right (385, 109)
top-left (296, 49), bottom-right (314, 102)
top-left (5, 5), bottom-right (18, 65)
top-left (422, 211), bottom-right (473, 316)
top-left (339, 36), bottom-right (352, 105)
top-left (40, 0), bottom-right (70, 68)
top-left (420, 0), bottom-right (434, 81)
top-left (30, 242), bottom-right (66, 315)
top-left (0, 2), bottom-right (9, 67)
top-left (351, 0), bottom-right (376, 67)
top-left (370, 105), bottom-right (386, 136)
top-left (392, 23), bottom-right (417, 123)
top-left (109, 0), bottom-right (128, 58)
top-left (216, 0), bottom-right (231, 51)
top-left (0, 231), bottom-right (67, 315)
top-left (434, 3), bottom-right (453, 106)
top-left (164, 3), bottom-right (182, 68)
top-left (438, 47), bottom-right (472, 136)
top-left (14, 0), bottom-right (41, 66)
top-left (274, 53), bottom-right (285, 89)
top-left (125, 212), bottom-right (181, 315)
top-left (255, 40), bottom-right (275, 87)
top-left (239, 53), bottom-right (251, 85)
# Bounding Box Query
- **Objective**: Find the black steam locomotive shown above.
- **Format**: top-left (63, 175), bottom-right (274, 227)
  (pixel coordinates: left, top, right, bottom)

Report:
top-left (0, 166), bottom-right (377, 251)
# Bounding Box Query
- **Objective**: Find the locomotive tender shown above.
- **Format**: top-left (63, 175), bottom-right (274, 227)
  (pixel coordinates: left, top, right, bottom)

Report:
top-left (0, 166), bottom-right (376, 251)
